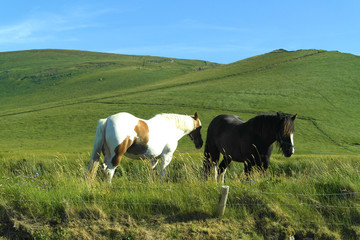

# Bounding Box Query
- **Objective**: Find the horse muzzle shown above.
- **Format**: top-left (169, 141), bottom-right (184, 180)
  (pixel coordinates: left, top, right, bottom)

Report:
top-left (283, 146), bottom-right (294, 157)
top-left (195, 140), bottom-right (203, 149)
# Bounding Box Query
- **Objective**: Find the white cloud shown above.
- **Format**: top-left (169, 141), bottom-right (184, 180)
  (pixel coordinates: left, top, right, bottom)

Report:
top-left (0, 20), bottom-right (41, 43)
top-left (0, 7), bottom-right (108, 45)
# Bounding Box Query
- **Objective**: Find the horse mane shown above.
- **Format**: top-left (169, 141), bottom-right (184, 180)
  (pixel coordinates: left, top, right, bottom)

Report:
top-left (247, 113), bottom-right (294, 137)
top-left (282, 115), bottom-right (295, 136)
top-left (154, 113), bottom-right (196, 132)
top-left (247, 114), bottom-right (278, 137)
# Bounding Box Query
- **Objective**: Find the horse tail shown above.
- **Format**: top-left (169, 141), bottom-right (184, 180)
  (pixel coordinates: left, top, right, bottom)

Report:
top-left (86, 118), bottom-right (107, 181)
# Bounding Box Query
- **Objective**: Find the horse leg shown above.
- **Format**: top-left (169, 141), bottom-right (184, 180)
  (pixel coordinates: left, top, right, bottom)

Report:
top-left (160, 153), bottom-right (173, 177)
top-left (106, 136), bottom-right (133, 183)
top-left (218, 156), bottom-right (231, 183)
top-left (255, 144), bottom-right (273, 172)
top-left (260, 155), bottom-right (270, 171)
top-left (102, 154), bottom-right (111, 177)
top-left (261, 144), bottom-right (273, 171)
top-left (203, 142), bottom-right (220, 179)
top-left (105, 165), bottom-right (116, 183)
top-left (159, 142), bottom-right (178, 177)
top-left (151, 159), bottom-right (159, 170)
top-left (256, 153), bottom-right (270, 172)
top-left (101, 143), bottom-right (111, 177)
top-left (244, 159), bottom-right (253, 176)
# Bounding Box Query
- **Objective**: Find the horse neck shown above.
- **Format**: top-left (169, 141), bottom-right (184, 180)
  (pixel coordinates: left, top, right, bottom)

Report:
top-left (249, 115), bottom-right (278, 145)
top-left (156, 114), bottom-right (195, 135)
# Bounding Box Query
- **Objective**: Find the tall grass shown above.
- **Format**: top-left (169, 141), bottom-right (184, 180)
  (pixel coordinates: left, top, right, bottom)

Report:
top-left (1, 49), bottom-right (360, 238)
top-left (1, 152), bottom-right (359, 239)
top-left (1, 49), bottom-right (359, 154)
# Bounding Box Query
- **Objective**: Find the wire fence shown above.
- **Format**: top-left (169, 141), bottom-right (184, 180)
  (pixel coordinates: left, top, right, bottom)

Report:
top-left (2, 181), bottom-right (360, 210)
top-left (2, 180), bottom-right (360, 196)
top-left (1, 184), bottom-right (359, 229)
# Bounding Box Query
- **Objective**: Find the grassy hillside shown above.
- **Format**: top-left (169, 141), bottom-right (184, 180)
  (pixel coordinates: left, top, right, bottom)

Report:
top-left (0, 49), bottom-right (217, 111)
top-left (1, 152), bottom-right (359, 239)
top-left (0, 49), bottom-right (359, 154)
top-left (1, 49), bottom-right (360, 239)
top-left (0, 49), bottom-right (217, 152)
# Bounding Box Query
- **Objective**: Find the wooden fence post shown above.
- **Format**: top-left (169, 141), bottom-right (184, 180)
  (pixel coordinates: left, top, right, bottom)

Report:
top-left (217, 185), bottom-right (229, 216)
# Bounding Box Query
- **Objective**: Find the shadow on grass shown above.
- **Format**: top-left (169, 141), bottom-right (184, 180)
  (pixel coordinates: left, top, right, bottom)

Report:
top-left (0, 205), bottom-right (33, 240)
top-left (165, 211), bottom-right (212, 223)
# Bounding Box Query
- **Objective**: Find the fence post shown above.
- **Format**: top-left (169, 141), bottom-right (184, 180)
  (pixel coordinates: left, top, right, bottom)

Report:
top-left (217, 185), bottom-right (229, 216)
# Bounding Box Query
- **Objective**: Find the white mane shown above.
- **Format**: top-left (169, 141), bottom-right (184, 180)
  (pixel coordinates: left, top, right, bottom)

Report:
top-left (153, 113), bottom-right (196, 132)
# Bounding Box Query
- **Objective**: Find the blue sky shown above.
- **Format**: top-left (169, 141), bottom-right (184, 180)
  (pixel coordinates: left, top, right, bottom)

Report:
top-left (1, 0), bottom-right (359, 63)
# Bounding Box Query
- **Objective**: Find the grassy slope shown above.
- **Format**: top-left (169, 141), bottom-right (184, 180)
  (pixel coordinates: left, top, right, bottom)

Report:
top-left (109, 49), bottom-right (359, 154)
top-left (1, 153), bottom-right (359, 239)
top-left (0, 49), bottom-right (217, 152)
top-left (1, 49), bottom-right (359, 154)
top-left (1, 49), bottom-right (360, 239)
top-left (0, 49), bottom-right (216, 110)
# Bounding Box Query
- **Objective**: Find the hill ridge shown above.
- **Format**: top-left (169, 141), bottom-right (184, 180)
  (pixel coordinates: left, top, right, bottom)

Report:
top-left (0, 49), bottom-right (359, 154)
top-left (168, 49), bottom-right (326, 87)
top-left (0, 49), bottom-right (325, 118)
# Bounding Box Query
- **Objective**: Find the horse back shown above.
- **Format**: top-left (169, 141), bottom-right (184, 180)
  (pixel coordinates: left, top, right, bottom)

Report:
top-left (105, 113), bottom-right (143, 149)
top-left (206, 114), bottom-right (257, 161)
top-left (207, 114), bottom-right (243, 135)
top-left (206, 115), bottom-right (244, 147)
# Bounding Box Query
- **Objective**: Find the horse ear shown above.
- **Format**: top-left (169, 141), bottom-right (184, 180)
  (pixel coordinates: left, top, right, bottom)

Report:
top-left (292, 114), bottom-right (297, 121)
top-left (277, 112), bottom-right (281, 118)
top-left (194, 112), bottom-right (199, 119)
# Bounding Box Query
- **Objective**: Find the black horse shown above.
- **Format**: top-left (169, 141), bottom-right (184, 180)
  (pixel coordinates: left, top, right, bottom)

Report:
top-left (203, 112), bottom-right (297, 182)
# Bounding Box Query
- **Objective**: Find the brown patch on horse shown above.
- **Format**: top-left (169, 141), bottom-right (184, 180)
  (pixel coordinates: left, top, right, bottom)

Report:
top-left (124, 120), bottom-right (150, 156)
top-left (134, 120), bottom-right (149, 143)
top-left (111, 136), bottom-right (133, 166)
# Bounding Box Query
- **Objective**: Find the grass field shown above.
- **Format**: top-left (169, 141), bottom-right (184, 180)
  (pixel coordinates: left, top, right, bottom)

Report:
top-left (1, 153), bottom-right (359, 239)
top-left (0, 49), bottom-right (359, 239)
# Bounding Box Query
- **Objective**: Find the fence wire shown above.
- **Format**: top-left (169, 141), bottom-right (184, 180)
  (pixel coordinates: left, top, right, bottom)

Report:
top-left (1, 181), bottom-right (359, 228)
top-left (2, 181), bottom-right (359, 207)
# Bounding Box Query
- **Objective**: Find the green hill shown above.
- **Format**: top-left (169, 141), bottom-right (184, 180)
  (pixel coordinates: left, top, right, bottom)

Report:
top-left (0, 49), bottom-right (217, 111)
top-left (1, 49), bottom-right (360, 239)
top-left (0, 49), bottom-right (359, 154)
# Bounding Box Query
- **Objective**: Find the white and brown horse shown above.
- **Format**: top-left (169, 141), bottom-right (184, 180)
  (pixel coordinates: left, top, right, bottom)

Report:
top-left (86, 112), bottom-right (203, 182)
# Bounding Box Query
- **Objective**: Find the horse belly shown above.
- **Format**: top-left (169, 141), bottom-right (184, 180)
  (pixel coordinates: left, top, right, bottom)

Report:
top-left (125, 140), bottom-right (163, 160)
top-left (124, 151), bottom-right (160, 160)
top-left (218, 136), bottom-right (245, 163)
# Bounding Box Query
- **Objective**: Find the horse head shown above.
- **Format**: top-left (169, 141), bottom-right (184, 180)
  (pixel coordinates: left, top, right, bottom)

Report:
top-left (188, 112), bottom-right (203, 149)
top-left (276, 112), bottom-right (297, 157)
